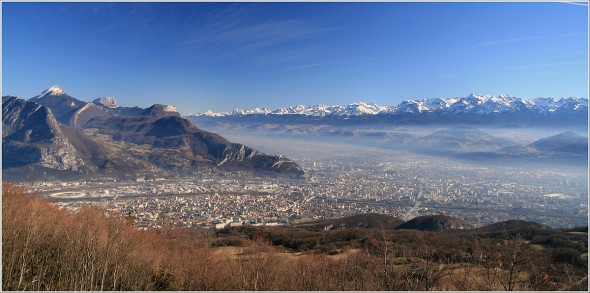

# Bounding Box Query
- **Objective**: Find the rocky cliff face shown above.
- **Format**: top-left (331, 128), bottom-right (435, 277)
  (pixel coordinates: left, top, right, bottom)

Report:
top-left (219, 144), bottom-right (304, 175)
top-left (2, 96), bottom-right (87, 171)
top-left (83, 115), bottom-right (305, 175)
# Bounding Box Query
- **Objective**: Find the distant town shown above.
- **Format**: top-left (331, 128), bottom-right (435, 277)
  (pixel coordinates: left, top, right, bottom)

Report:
top-left (25, 153), bottom-right (588, 230)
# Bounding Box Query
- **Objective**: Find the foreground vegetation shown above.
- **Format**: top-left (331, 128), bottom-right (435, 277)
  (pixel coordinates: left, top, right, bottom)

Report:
top-left (2, 182), bottom-right (588, 291)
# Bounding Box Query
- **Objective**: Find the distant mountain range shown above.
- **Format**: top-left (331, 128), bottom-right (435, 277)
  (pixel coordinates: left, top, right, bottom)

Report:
top-left (186, 94), bottom-right (587, 165)
top-left (455, 131), bottom-right (588, 163)
top-left (189, 94), bottom-right (588, 126)
top-left (2, 86), bottom-right (304, 180)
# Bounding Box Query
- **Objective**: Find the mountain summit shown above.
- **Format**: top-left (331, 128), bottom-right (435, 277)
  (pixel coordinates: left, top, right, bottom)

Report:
top-left (30, 86), bottom-right (87, 124)
top-left (38, 85), bottom-right (66, 97)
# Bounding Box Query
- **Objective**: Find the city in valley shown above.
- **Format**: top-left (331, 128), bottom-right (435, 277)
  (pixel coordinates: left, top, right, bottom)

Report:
top-left (3, 2), bottom-right (588, 291)
top-left (25, 139), bottom-right (587, 230)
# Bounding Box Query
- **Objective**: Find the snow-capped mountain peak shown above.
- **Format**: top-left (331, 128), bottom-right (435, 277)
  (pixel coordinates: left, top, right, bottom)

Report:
top-left (189, 94), bottom-right (588, 121)
top-left (465, 93), bottom-right (486, 100)
top-left (93, 97), bottom-right (118, 108)
top-left (39, 85), bottom-right (65, 97)
top-left (161, 105), bottom-right (178, 112)
top-left (232, 107), bottom-right (272, 116)
top-left (200, 110), bottom-right (230, 117)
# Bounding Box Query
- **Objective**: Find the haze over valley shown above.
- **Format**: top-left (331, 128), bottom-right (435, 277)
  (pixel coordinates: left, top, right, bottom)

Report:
top-left (2, 2), bottom-right (588, 291)
top-left (3, 86), bottom-right (587, 229)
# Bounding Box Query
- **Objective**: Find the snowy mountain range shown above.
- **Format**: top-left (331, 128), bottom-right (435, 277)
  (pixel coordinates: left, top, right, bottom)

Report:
top-left (191, 94), bottom-right (588, 118)
top-left (188, 94), bottom-right (588, 126)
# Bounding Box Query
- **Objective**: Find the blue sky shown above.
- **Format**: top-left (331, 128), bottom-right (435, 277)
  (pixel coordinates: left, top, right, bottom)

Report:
top-left (2, 2), bottom-right (588, 115)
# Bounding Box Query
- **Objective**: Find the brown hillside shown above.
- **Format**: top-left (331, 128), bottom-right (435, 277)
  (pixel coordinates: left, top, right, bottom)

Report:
top-left (2, 183), bottom-right (587, 291)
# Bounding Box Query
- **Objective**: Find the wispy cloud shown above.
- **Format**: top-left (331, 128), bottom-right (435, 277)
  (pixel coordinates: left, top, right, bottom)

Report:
top-left (559, 1), bottom-right (589, 7)
top-left (248, 45), bottom-right (326, 66)
top-left (179, 4), bottom-right (333, 61)
top-left (477, 32), bottom-right (587, 46)
top-left (291, 58), bottom-right (372, 69)
top-left (491, 60), bottom-right (588, 71)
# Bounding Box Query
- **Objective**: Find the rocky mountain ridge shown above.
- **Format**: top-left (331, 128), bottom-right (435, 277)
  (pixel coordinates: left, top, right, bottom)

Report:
top-left (2, 87), bottom-right (305, 180)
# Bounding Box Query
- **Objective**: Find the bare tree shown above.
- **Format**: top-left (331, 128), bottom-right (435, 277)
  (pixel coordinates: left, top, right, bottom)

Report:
top-left (234, 236), bottom-right (281, 290)
top-left (368, 227), bottom-right (405, 290)
top-left (496, 234), bottom-right (529, 291)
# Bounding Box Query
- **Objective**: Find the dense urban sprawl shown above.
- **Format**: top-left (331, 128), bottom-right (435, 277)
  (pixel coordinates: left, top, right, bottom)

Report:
top-left (26, 154), bottom-right (588, 230)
